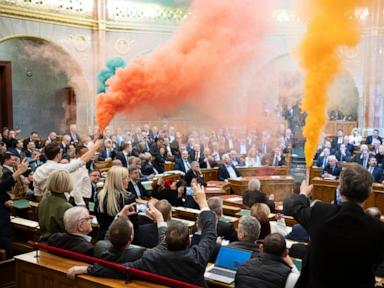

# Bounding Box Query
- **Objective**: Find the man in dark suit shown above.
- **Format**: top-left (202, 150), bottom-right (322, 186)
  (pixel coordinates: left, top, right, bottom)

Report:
top-left (133, 199), bottom-right (172, 248)
top-left (322, 155), bottom-right (342, 179)
top-left (94, 216), bottom-right (145, 263)
top-left (200, 148), bottom-right (218, 169)
top-left (60, 135), bottom-right (71, 158)
top-left (174, 150), bottom-right (191, 174)
top-left (243, 179), bottom-right (275, 212)
top-left (376, 145), bottom-right (384, 167)
top-left (69, 185), bottom-right (217, 288)
top-left (128, 167), bottom-right (150, 199)
top-left (115, 142), bottom-right (135, 168)
top-left (208, 197), bottom-right (237, 242)
top-left (334, 143), bottom-right (351, 162)
top-left (292, 166), bottom-right (384, 288)
top-left (184, 161), bottom-right (206, 187)
top-left (264, 146), bottom-right (286, 166)
top-left (366, 129), bottom-right (382, 145)
top-left (218, 153), bottom-right (240, 181)
top-left (48, 207), bottom-right (93, 256)
top-left (331, 129), bottom-right (344, 152)
top-left (353, 145), bottom-right (370, 169)
top-left (1, 153), bottom-right (17, 182)
top-left (315, 147), bottom-right (331, 168)
top-left (228, 215), bottom-right (260, 257)
top-left (22, 131), bottom-right (40, 149)
top-left (189, 144), bottom-right (203, 163)
top-left (69, 124), bottom-right (81, 144)
top-left (98, 139), bottom-right (116, 161)
top-left (367, 156), bottom-right (383, 183)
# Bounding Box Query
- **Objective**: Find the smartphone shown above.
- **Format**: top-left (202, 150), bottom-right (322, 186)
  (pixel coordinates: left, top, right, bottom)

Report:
top-left (186, 187), bottom-right (194, 196)
top-left (136, 204), bottom-right (148, 213)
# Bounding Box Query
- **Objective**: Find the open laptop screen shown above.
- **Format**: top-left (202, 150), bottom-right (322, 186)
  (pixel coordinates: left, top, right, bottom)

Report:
top-left (215, 246), bottom-right (252, 270)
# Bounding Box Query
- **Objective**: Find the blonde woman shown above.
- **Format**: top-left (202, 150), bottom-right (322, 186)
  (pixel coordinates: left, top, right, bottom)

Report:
top-left (245, 148), bottom-right (262, 167)
top-left (349, 128), bottom-right (362, 146)
top-left (95, 166), bottom-right (135, 240)
top-left (38, 170), bottom-right (73, 241)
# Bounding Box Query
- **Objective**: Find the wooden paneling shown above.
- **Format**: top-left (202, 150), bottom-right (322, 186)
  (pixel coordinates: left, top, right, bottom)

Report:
top-left (324, 121), bottom-right (357, 136)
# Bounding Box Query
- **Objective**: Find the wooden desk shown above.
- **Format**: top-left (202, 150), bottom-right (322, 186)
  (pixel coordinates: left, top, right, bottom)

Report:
top-left (11, 217), bottom-right (40, 253)
top-left (205, 181), bottom-right (230, 198)
top-left (15, 251), bottom-right (165, 288)
top-left (238, 166), bottom-right (290, 177)
top-left (164, 161), bottom-right (175, 172)
top-left (228, 176), bottom-right (294, 201)
top-left (201, 168), bottom-right (219, 182)
top-left (221, 195), bottom-right (243, 208)
top-left (309, 167), bottom-right (322, 184)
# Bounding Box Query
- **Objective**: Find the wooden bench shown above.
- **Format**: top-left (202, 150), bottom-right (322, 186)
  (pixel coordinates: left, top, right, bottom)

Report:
top-left (10, 216), bottom-right (40, 253)
top-left (15, 251), bottom-right (166, 288)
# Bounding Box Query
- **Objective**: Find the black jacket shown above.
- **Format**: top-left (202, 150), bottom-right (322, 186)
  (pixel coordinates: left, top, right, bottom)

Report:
top-left (183, 169), bottom-right (206, 187)
top-left (128, 181), bottom-right (150, 199)
top-left (48, 233), bottom-right (93, 256)
top-left (243, 190), bottom-right (275, 212)
top-left (235, 253), bottom-right (292, 288)
top-left (218, 164), bottom-right (240, 181)
top-left (217, 220), bottom-right (238, 242)
top-left (132, 222), bottom-right (159, 248)
top-left (93, 240), bottom-right (145, 263)
top-left (292, 194), bottom-right (384, 288)
top-left (90, 211), bottom-right (217, 287)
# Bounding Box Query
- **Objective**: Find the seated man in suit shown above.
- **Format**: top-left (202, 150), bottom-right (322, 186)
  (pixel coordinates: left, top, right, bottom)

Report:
top-left (184, 161), bottom-right (206, 187)
top-left (208, 197), bottom-right (237, 242)
top-left (371, 139), bottom-right (381, 155)
top-left (366, 128), bottom-right (382, 145)
top-left (367, 156), bottom-right (383, 183)
top-left (48, 206), bottom-right (93, 255)
top-left (228, 215), bottom-right (260, 257)
top-left (265, 146), bottom-right (286, 166)
top-left (68, 184), bottom-right (218, 288)
top-left (243, 179), bottom-right (275, 212)
top-left (322, 155), bottom-right (342, 179)
top-left (60, 134), bottom-right (71, 158)
top-left (235, 233), bottom-right (300, 288)
top-left (200, 147), bottom-right (218, 169)
top-left (174, 149), bottom-right (191, 174)
top-left (115, 142), bottom-right (134, 168)
top-left (133, 199), bottom-right (172, 248)
top-left (331, 129), bottom-right (344, 152)
top-left (218, 153), bottom-right (240, 181)
top-left (128, 167), bottom-right (150, 199)
top-left (189, 143), bottom-right (203, 163)
top-left (98, 139), bottom-right (116, 161)
top-left (353, 144), bottom-right (370, 169)
top-left (94, 216), bottom-right (145, 263)
top-left (315, 147), bottom-right (331, 169)
top-left (334, 143), bottom-right (351, 162)
top-left (376, 145), bottom-right (384, 168)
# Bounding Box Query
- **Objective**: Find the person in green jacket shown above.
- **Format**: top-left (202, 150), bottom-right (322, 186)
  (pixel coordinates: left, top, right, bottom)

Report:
top-left (38, 170), bottom-right (73, 241)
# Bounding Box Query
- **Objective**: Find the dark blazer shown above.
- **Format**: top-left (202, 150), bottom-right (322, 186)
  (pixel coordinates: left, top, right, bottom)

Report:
top-left (174, 158), bottom-right (191, 174)
top-left (292, 194), bottom-right (384, 288)
top-left (218, 164), bottom-right (240, 181)
top-left (331, 137), bottom-right (344, 151)
top-left (0, 174), bottom-right (16, 205)
top-left (353, 154), bottom-right (370, 169)
top-left (151, 187), bottom-right (183, 207)
top-left (316, 156), bottom-right (328, 168)
top-left (128, 181), bottom-right (150, 199)
top-left (243, 190), bottom-right (275, 212)
top-left (199, 159), bottom-right (218, 169)
top-left (366, 135), bottom-right (383, 145)
top-left (141, 162), bottom-right (157, 176)
top-left (183, 169), bottom-right (206, 187)
top-left (153, 154), bottom-right (166, 174)
top-left (95, 192), bottom-right (136, 241)
top-left (90, 211), bottom-right (217, 287)
top-left (369, 167), bottom-right (383, 183)
top-left (189, 150), bottom-right (204, 163)
top-left (115, 152), bottom-right (129, 168)
top-left (335, 151), bottom-right (351, 162)
top-left (323, 165), bottom-right (342, 178)
top-left (217, 220), bottom-right (238, 242)
top-left (98, 149), bottom-right (116, 161)
top-left (133, 222), bottom-right (159, 248)
top-left (48, 233), bottom-right (93, 256)
top-left (93, 240), bottom-right (145, 263)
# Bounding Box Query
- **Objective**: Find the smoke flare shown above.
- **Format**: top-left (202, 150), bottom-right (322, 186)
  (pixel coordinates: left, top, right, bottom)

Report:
top-left (299, 0), bottom-right (368, 167)
top-left (96, 0), bottom-right (275, 132)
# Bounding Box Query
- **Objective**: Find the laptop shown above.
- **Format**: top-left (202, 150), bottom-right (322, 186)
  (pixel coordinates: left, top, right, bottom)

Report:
top-left (204, 246), bottom-right (252, 284)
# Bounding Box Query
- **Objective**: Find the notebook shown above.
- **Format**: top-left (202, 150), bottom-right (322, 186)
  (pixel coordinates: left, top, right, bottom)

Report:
top-left (12, 199), bottom-right (31, 209)
top-left (205, 246), bottom-right (252, 284)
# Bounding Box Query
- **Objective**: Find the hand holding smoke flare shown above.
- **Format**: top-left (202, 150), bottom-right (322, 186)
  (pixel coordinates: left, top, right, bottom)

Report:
top-left (298, 0), bottom-right (369, 167)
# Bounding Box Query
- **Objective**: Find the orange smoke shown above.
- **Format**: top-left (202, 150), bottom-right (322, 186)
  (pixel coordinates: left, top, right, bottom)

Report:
top-left (96, 0), bottom-right (274, 132)
top-left (299, 0), bottom-right (367, 167)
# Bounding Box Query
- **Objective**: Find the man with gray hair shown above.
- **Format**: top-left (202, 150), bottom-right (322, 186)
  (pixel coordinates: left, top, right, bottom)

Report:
top-left (184, 160), bottom-right (206, 186)
top-left (208, 197), bottom-right (237, 242)
top-left (218, 153), bottom-right (240, 181)
top-left (243, 179), bottom-right (275, 212)
top-left (228, 215), bottom-right (261, 257)
top-left (48, 206), bottom-right (93, 255)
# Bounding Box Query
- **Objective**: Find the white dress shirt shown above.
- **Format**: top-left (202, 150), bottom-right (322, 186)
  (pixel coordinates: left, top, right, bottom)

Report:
top-left (225, 164), bottom-right (238, 179)
top-left (70, 161), bottom-right (92, 206)
top-left (33, 159), bottom-right (84, 196)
